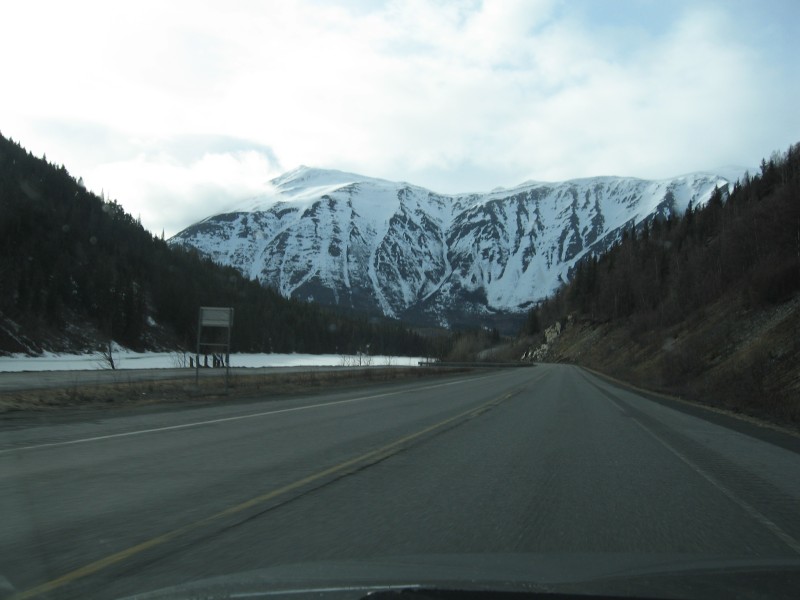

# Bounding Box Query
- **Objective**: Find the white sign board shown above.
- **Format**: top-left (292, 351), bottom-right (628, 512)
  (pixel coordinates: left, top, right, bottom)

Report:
top-left (199, 307), bottom-right (234, 328)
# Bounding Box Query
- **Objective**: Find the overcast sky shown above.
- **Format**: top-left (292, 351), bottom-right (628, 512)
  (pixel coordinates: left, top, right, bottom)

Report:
top-left (2, 0), bottom-right (798, 236)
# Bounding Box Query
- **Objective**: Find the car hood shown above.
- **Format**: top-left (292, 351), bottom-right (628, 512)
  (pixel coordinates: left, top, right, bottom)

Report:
top-left (120, 553), bottom-right (800, 600)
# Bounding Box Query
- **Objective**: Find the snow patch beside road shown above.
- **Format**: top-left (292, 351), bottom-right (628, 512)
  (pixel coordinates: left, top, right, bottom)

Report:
top-left (0, 352), bottom-right (424, 373)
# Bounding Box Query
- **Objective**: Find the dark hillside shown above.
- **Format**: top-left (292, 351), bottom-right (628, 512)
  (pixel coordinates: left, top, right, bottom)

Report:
top-left (524, 143), bottom-right (800, 426)
top-left (0, 133), bottom-right (428, 357)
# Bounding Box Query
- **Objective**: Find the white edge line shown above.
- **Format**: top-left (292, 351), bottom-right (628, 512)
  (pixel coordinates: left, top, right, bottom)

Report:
top-left (630, 415), bottom-right (800, 556)
top-left (590, 370), bottom-right (800, 555)
top-left (0, 373), bottom-right (500, 455)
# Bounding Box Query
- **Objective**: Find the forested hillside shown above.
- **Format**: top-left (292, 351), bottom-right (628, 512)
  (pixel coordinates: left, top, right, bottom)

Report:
top-left (526, 143), bottom-right (800, 425)
top-left (0, 133), bottom-right (429, 356)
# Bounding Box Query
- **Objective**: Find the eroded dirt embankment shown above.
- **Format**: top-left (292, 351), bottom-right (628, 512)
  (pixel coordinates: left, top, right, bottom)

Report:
top-left (540, 294), bottom-right (800, 430)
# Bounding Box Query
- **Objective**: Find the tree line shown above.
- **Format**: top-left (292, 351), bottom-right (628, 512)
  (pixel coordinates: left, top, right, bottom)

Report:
top-left (0, 133), bottom-right (431, 356)
top-left (525, 142), bottom-right (800, 334)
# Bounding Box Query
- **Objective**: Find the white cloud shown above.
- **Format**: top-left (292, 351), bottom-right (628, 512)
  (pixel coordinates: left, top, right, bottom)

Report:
top-left (2, 0), bottom-right (798, 234)
top-left (86, 143), bottom-right (280, 236)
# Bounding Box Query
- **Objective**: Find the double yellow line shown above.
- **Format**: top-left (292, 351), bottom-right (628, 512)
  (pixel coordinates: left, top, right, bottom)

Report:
top-left (13, 389), bottom-right (518, 599)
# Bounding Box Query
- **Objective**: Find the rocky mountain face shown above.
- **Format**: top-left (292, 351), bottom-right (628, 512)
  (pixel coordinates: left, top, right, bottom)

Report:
top-left (170, 166), bottom-right (737, 332)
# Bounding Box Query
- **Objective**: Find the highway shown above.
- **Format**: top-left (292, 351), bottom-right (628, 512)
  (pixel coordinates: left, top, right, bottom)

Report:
top-left (1, 364), bottom-right (799, 599)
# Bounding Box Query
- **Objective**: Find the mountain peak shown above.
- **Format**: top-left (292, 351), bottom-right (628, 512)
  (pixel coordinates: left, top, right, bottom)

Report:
top-left (270, 165), bottom-right (387, 191)
top-left (173, 168), bottom-right (741, 332)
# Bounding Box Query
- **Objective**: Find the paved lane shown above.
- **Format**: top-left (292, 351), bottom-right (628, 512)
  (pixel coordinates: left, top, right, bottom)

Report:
top-left (1, 364), bottom-right (799, 599)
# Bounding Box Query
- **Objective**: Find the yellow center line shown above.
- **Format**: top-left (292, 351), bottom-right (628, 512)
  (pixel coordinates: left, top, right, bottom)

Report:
top-left (12, 390), bottom-right (517, 600)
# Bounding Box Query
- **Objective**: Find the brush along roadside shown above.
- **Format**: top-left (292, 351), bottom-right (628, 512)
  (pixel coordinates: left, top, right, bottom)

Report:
top-left (0, 366), bottom-right (471, 414)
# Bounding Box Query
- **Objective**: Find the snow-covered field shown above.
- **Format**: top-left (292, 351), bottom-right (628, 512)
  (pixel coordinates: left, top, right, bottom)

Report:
top-left (0, 351), bottom-right (425, 372)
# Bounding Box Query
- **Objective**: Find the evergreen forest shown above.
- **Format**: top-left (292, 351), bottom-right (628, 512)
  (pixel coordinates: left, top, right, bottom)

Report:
top-left (0, 133), bottom-right (430, 357)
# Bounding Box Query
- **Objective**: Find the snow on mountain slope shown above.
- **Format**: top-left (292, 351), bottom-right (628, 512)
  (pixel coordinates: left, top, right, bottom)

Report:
top-left (170, 166), bottom-right (741, 330)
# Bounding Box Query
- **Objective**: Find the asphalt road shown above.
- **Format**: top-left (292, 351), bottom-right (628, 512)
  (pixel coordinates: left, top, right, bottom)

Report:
top-left (1, 364), bottom-right (799, 599)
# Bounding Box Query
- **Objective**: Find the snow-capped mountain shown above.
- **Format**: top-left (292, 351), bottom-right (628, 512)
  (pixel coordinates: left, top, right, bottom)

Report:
top-left (170, 166), bottom-right (739, 331)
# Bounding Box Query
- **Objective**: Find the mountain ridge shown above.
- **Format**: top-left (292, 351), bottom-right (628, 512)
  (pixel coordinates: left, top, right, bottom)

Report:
top-left (170, 166), bottom-right (745, 332)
